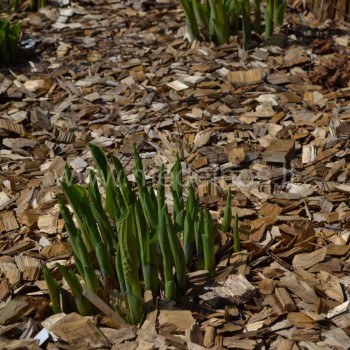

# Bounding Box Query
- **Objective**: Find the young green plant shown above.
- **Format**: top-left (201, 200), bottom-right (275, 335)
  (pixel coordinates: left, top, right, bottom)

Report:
top-left (192, 0), bottom-right (210, 28)
top-left (158, 206), bottom-right (177, 300)
top-left (61, 179), bottom-right (116, 287)
top-left (56, 264), bottom-right (92, 316)
top-left (195, 208), bottom-right (205, 270)
top-left (30, 0), bottom-right (46, 11)
top-left (184, 183), bottom-right (198, 268)
top-left (241, 0), bottom-right (252, 48)
top-left (43, 265), bottom-right (61, 314)
top-left (221, 190), bottom-right (232, 233)
top-left (224, 0), bottom-right (241, 35)
top-left (0, 19), bottom-right (21, 67)
top-left (202, 208), bottom-right (216, 278)
top-left (118, 206), bottom-right (144, 324)
top-left (273, 0), bottom-right (286, 28)
top-left (58, 196), bottom-right (103, 295)
top-left (10, 0), bottom-right (21, 11)
top-left (171, 155), bottom-right (185, 235)
top-left (265, 0), bottom-right (286, 39)
top-left (179, 0), bottom-right (201, 41)
top-left (208, 0), bottom-right (230, 45)
top-left (253, 0), bottom-right (261, 33)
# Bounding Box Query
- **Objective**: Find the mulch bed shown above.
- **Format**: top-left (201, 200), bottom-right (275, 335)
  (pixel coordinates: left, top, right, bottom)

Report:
top-left (1, 0), bottom-right (350, 349)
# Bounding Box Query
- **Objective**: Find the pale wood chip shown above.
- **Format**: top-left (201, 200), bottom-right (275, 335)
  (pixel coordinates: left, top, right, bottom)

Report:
top-left (50, 312), bottom-right (110, 349)
top-left (167, 81), bottom-right (189, 91)
top-left (228, 68), bottom-right (264, 86)
top-left (292, 247), bottom-right (327, 270)
top-left (319, 270), bottom-right (344, 303)
top-left (158, 310), bottom-right (195, 333)
top-left (0, 299), bottom-right (29, 325)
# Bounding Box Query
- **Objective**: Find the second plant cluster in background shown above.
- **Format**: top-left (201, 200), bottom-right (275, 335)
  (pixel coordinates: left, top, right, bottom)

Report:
top-left (179, 0), bottom-right (286, 46)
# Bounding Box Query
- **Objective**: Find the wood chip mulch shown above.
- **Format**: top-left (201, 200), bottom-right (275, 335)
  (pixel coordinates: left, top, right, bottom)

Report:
top-left (2, 0), bottom-right (350, 349)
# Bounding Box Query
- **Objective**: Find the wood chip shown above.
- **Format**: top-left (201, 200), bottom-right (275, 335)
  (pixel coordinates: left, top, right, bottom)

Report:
top-left (228, 68), bottom-right (264, 86)
top-left (50, 313), bottom-right (110, 349)
top-left (158, 310), bottom-right (195, 333)
top-left (280, 273), bottom-right (318, 304)
top-left (292, 247), bottom-right (327, 270)
top-left (0, 299), bottom-right (29, 325)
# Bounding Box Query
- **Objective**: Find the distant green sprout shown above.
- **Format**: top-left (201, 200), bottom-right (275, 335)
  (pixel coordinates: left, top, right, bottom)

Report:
top-left (30, 0), bottom-right (47, 11)
top-left (265, 0), bottom-right (286, 39)
top-left (0, 19), bottom-right (21, 67)
top-left (10, 0), bottom-right (21, 11)
top-left (184, 183), bottom-right (198, 268)
top-left (220, 190), bottom-right (240, 253)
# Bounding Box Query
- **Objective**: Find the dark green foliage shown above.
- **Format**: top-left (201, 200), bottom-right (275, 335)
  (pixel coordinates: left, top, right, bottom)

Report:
top-left (0, 19), bottom-right (20, 67)
top-left (30, 0), bottom-right (46, 12)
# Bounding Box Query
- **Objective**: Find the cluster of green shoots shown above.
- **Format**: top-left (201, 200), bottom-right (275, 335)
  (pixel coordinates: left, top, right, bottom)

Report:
top-left (0, 19), bottom-right (21, 67)
top-left (43, 145), bottom-right (240, 325)
top-left (4, 0), bottom-right (46, 12)
top-left (179, 0), bottom-right (286, 46)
